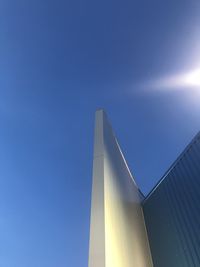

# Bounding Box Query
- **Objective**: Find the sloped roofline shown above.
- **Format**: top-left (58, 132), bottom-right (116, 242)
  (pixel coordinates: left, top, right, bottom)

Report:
top-left (142, 131), bottom-right (200, 205)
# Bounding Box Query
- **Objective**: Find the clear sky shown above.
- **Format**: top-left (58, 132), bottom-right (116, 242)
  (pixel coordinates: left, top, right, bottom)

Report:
top-left (1, 0), bottom-right (200, 266)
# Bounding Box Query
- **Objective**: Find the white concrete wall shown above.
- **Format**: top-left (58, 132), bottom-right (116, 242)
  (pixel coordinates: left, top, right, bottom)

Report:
top-left (89, 110), bottom-right (153, 267)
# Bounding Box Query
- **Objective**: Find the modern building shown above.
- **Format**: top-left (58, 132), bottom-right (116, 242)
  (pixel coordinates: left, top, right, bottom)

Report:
top-left (143, 129), bottom-right (200, 267)
top-left (88, 110), bottom-right (200, 267)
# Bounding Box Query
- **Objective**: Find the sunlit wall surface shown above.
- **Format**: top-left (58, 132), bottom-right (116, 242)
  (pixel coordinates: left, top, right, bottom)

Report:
top-left (88, 110), bottom-right (153, 267)
top-left (143, 132), bottom-right (200, 267)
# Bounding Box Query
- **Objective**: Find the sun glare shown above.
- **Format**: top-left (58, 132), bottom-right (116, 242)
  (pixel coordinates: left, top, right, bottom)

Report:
top-left (183, 68), bottom-right (200, 87)
top-left (150, 67), bottom-right (200, 91)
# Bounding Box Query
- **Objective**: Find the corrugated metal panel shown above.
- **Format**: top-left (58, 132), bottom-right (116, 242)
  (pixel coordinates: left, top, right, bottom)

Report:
top-left (143, 133), bottom-right (200, 267)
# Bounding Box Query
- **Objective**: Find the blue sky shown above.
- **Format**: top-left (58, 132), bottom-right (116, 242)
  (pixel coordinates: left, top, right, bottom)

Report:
top-left (1, 0), bottom-right (200, 266)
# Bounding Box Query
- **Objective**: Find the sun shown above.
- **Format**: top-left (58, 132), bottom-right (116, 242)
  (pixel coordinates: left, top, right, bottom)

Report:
top-left (183, 68), bottom-right (200, 87)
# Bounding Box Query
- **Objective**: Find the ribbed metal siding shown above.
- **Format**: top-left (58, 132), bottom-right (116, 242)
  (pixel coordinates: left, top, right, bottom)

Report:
top-left (143, 133), bottom-right (200, 267)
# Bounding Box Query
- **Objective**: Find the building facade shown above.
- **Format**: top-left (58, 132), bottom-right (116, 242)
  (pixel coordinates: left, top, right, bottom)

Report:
top-left (89, 110), bottom-right (200, 267)
top-left (143, 132), bottom-right (200, 267)
top-left (88, 110), bottom-right (153, 267)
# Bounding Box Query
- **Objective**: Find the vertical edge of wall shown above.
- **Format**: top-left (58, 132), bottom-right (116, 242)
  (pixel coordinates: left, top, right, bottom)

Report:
top-left (88, 110), bottom-right (105, 267)
top-left (141, 207), bottom-right (154, 267)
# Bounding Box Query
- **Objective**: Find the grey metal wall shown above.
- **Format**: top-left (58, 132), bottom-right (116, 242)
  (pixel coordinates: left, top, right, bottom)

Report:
top-left (143, 132), bottom-right (200, 267)
top-left (89, 110), bottom-right (153, 267)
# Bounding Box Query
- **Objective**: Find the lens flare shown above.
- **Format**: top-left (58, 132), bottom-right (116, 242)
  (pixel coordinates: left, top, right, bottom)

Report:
top-left (147, 67), bottom-right (200, 91)
top-left (183, 68), bottom-right (200, 87)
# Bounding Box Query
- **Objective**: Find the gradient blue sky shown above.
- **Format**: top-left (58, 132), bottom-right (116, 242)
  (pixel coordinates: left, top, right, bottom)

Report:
top-left (1, 0), bottom-right (200, 266)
